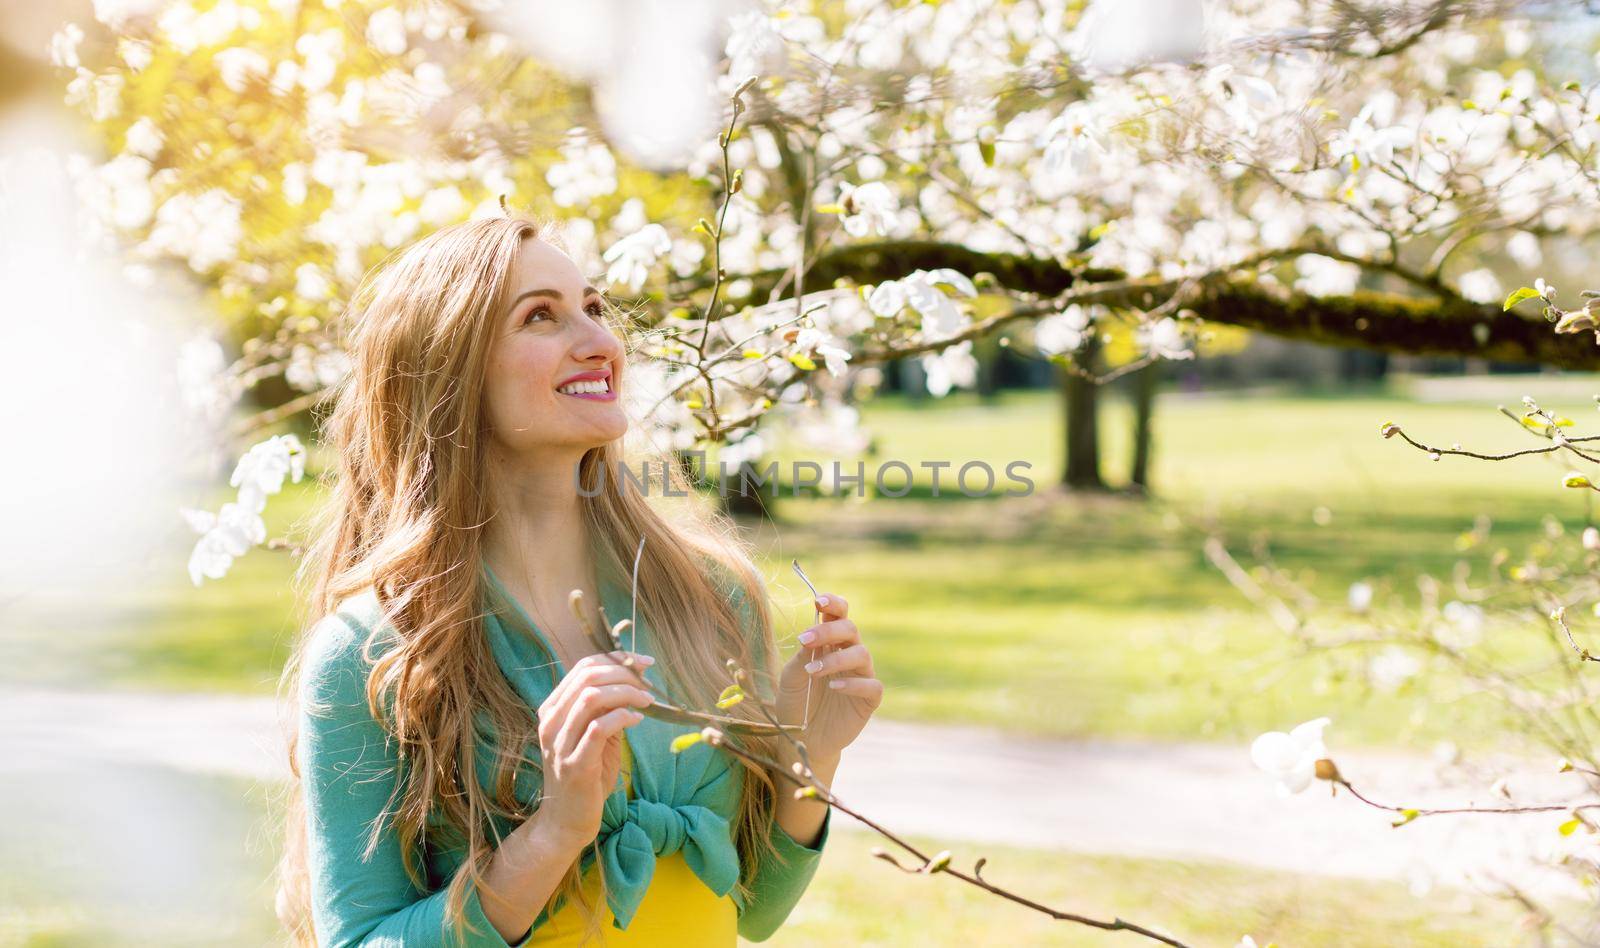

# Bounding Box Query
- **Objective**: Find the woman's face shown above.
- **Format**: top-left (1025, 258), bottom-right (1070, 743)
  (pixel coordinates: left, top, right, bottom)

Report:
top-left (483, 237), bottom-right (627, 461)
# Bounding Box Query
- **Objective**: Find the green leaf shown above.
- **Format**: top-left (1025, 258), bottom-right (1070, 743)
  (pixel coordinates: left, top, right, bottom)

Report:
top-left (1504, 286), bottom-right (1542, 310)
top-left (670, 732), bottom-right (703, 754)
top-left (978, 139), bottom-right (995, 167)
top-left (715, 684), bottom-right (745, 709)
top-left (788, 352), bottom-right (817, 371)
top-left (1391, 808), bottom-right (1420, 828)
top-left (1560, 817), bottom-right (1583, 836)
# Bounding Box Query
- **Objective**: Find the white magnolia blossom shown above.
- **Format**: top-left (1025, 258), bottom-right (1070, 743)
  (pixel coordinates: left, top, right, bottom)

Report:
top-left (1138, 317), bottom-right (1193, 361)
top-left (1506, 230), bottom-right (1542, 268)
top-left (365, 7), bottom-right (409, 56)
top-left (214, 47), bottom-right (269, 93)
top-left (602, 224), bottom-right (673, 291)
top-left (838, 180), bottom-right (897, 237)
top-left (1329, 102), bottom-right (1416, 170)
top-left (725, 10), bottom-right (783, 83)
top-left (545, 131), bottom-right (618, 207)
top-left (1347, 581), bottom-right (1373, 613)
top-left (176, 333), bottom-right (232, 423)
top-left (417, 185), bottom-right (468, 226)
top-left (230, 432), bottom-right (307, 513)
top-left (122, 116), bottom-right (163, 158)
top-left (1295, 254), bottom-right (1361, 297)
top-left (869, 268), bottom-right (979, 340)
top-left (183, 501), bottom-right (266, 586)
top-left (285, 343), bottom-right (351, 392)
top-left (84, 154), bottom-right (156, 230)
top-left (1456, 267), bottom-right (1501, 305)
top-left (183, 433), bottom-right (306, 586)
top-left (1368, 646), bottom-right (1422, 692)
top-left (1034, 101), bottom-right (1109, 178)
top-left (718, 430), bottom-right (766, 470)
top-left (1439, 600), bottom-right (1486, 649)
top-left (1202, 65), bottom-right (1280, 136)
top-left (50, 23), bottom-right (85, 69)
top-left (144, 188), bottom-right (244, 273)
top-left (117, 37), bottom-right (154, 71)
top-left (1251, 717), bottom-right (1333, 796)
top-left (866, 279), bottom-right (906, 318)
top-left (293, 263), bottom-right (333, 302)
top-left (919, 339), bottom-right (977, 397)
top-left (65, 68), bottom-right (124, 121)
top-left (1034, 306), bottom-right (1091, 356)
top-left (794, 326), bottom-right (853, 376)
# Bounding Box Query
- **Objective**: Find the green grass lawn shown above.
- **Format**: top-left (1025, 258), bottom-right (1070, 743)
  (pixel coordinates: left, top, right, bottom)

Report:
top-left (9, 376), bottom-right (1598, 752)
top-left (776, 827), bottom-right (1533, 947)
top-left (0, 767), bottom-right (1540, 948)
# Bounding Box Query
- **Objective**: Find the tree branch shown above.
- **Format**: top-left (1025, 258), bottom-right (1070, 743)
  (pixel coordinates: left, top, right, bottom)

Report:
top-left (740, 239), bottom-right (1600, 369)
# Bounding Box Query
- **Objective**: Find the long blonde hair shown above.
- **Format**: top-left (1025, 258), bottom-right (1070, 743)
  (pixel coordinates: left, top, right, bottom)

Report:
top-left (273, 215), bottom-right (794, 946)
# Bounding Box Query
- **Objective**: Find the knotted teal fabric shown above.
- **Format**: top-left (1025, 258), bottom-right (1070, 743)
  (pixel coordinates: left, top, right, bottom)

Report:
top-left (298, 560), bottom-right (830, 947)
top-left (593, 792), bottom-right (743, 928)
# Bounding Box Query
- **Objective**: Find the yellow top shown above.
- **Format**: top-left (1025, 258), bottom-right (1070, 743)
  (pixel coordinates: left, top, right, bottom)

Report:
top-left (529, 732), bottom-right (739, 945)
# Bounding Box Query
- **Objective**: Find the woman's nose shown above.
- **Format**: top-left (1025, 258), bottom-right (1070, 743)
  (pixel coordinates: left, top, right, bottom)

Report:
top-left (573, 312), bottom-right (623, 363)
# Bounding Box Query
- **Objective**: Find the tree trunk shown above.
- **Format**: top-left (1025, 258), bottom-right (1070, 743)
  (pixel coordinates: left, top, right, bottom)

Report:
top-left (718, 458), bottom-right (774, 520)
top-left (1129, 361), bottom-right (1159, 492)
top-left (976, 333), bottom-right (1002, 402)
top-left (1061, 336), bottom-right (1106, 490)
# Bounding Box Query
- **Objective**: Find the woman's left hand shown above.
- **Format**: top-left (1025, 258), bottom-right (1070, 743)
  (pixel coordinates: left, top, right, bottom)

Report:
top-left (775, 592), bottom-right (882, 762)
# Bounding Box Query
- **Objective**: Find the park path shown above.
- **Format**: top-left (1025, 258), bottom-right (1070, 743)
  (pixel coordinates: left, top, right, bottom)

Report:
top-left (1, 684), bottom-right (1585, 899)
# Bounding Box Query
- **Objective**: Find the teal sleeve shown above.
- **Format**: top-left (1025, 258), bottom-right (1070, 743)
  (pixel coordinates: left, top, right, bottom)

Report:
top-left (299, 612), bottom-right (536, 948)
top-left (734, 807), bottom-right (832, 942)
top-left (722, 579), bottom-right (832, 942)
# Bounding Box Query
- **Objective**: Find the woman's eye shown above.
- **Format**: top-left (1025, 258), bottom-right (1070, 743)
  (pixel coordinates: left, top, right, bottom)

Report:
top-left (585, 302), bottom-right (605, 317)
top-left (524, 307), bottom-right (552, 325)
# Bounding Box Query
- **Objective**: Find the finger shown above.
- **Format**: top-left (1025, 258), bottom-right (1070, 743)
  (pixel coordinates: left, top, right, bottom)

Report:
top-left (540, 652), bottom-right (652, 714)
top-left (552, 684), bottom-right (654, 765)
top-left (546, 680), bottom-right (656, 760)
top-left (571, 706), bottom-right (646, 771)
top-left (824, 675), bottom-right (884, 703)
top-left (538, 654), bottom-right (653, 738)
top-left (813, 593), bottom-right (848, 620)
top-left (796, 617), bottom-right (858, 650)
top-left (805, 643), bottom-right (873, 679)
top-left (556, 681), bottom-right (656, 753)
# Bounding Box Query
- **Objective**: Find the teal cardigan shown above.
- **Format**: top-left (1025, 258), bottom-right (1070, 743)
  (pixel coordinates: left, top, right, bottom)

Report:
top-left (298, 562), bottom-right (831, 946)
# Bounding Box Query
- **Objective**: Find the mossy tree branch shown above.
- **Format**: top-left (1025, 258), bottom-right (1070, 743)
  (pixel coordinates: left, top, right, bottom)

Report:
top-left (733, 239), bottom-right (1600, 370)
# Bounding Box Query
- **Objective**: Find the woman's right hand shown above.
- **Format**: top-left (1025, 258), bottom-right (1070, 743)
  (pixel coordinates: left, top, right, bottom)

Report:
top-left (534, 651), bottom-right (657, 851)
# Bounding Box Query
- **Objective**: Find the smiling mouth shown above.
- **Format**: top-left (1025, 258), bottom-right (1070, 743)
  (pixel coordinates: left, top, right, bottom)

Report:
top-left (556, 377), bottom-right (616, 400)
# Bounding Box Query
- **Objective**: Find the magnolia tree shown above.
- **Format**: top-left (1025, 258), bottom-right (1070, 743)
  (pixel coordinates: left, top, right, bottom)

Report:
top-left (47, 0), bottom-right (1600, 941)
top-left (1215, 363), bottom-right (1600, 941)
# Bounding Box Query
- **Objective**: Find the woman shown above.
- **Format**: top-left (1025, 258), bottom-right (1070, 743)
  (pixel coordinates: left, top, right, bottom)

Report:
top-left (273, 215), bottom-right (883, 946)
